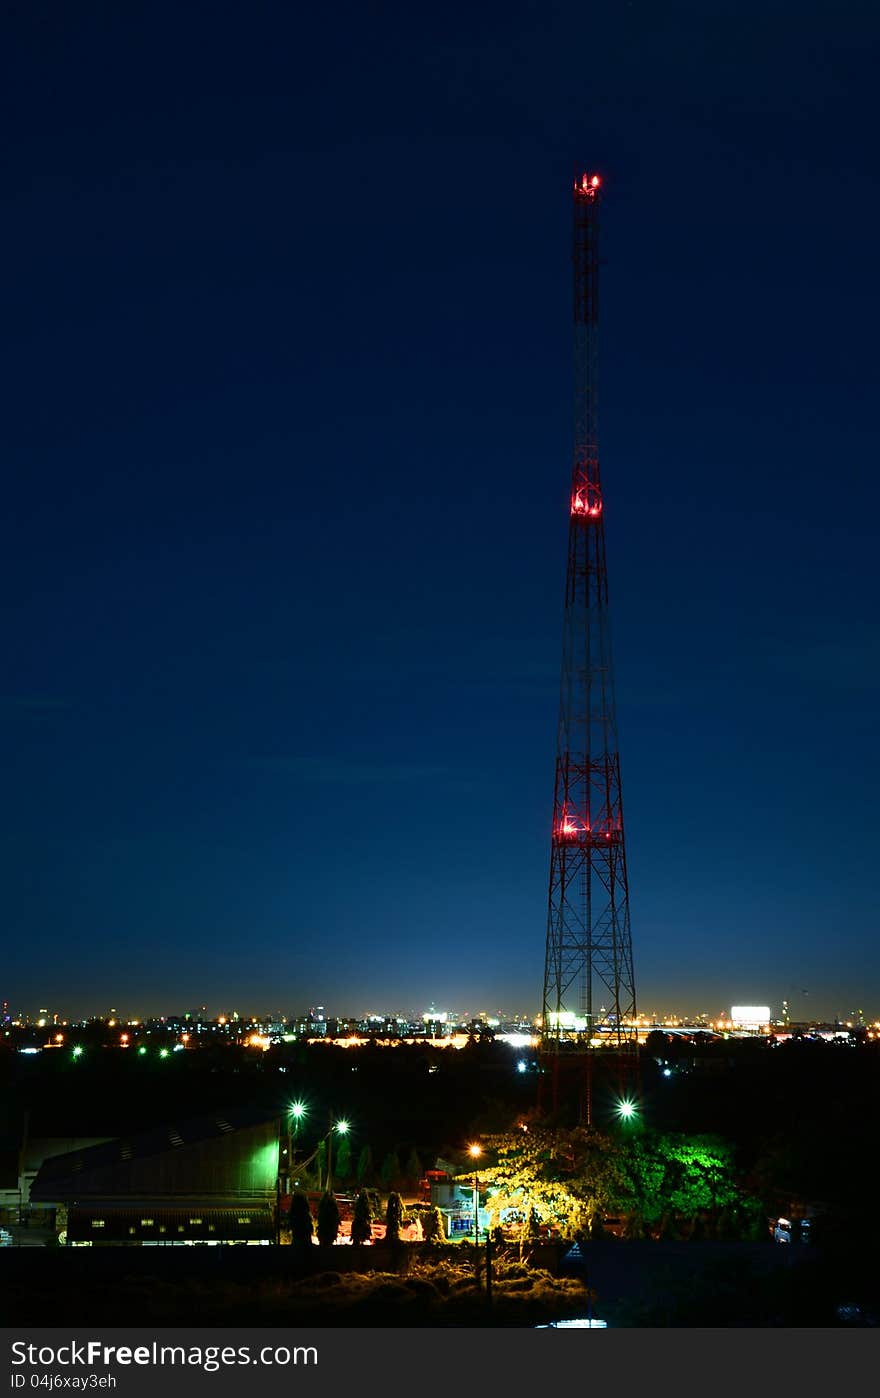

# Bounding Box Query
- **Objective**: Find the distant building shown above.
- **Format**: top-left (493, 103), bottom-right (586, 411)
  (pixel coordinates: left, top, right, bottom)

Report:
top-left (729, 1006), bottom-right (771, 1032)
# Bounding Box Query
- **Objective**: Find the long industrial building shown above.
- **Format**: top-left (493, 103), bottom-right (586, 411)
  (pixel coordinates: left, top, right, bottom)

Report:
top-left (29, 1105), bottom-right (279, 1245)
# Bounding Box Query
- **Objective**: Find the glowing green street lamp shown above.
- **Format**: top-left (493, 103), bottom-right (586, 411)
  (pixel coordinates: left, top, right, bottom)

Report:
top-left (282, 1101), bottom-right (308, 1191)
top-left (326, 1116), bottom-right (351, 1193)
top-left (71, 1046), bottom-right (84, 1060)
top-left (615, 1098), bottom-right (638, 1121)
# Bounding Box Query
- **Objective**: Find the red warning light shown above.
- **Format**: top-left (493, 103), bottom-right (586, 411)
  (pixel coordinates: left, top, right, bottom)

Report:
top-left (555, 811), bottom-right (593, 843)
top-left (571, 492), bottom-right (603, 518)
top-left (577, 173), bottom-right (602, 196)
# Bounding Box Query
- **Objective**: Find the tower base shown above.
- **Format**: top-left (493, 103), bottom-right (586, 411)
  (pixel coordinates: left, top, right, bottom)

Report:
top-left (538, 1047), bottom-right (640, 1127)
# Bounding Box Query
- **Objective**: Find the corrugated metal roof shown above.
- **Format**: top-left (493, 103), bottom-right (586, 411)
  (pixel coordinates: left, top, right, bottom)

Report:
top-left (30, 1105), bottom-right (280, 1203)
top-left (34, 1105), bottom-right (278, 1182)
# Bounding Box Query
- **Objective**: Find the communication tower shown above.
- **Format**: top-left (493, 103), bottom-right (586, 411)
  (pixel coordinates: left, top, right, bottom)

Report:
top-left (540, 173), bottom-right (638, 1122)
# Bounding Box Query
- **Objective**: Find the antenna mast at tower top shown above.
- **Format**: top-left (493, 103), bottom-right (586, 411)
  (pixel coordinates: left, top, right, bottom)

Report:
top-left (541, 172), bottom-right (637, 1119)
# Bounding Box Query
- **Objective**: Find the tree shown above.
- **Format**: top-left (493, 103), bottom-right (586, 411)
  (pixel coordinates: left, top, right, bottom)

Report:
top-left (316, 1191), bottom-right (340, 1247)
top-left (335, 1134), bottom-right (352, 1182)
top-left (356, 1144), bottom-right (373, 1185)
top-left (422, 1205), bottom-right (445, 1244)
top-left (452, 1126), bottom-right (745, 1241)
top-left (385, 1191), bottom-right (404, 1244)
top-left (380, 1150), bottom-right (402, 1191)
top-left (289, 1191), bottom-right (313, 1249)
top-left (351, 1189), bottom-right (373, 1245)
top-left (404, 1147), bottom-right (422, 1189)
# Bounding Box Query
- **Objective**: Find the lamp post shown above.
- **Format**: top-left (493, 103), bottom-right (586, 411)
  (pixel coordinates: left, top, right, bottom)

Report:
top-left (287, 1100), bottom-right (306, 1189)
top-left (326, 1117), bottom-right (350, 1193)
top-left (468, 1144), bottom-right (482, 1279)
top-left (277, 1100), bottom-right (309, 1244)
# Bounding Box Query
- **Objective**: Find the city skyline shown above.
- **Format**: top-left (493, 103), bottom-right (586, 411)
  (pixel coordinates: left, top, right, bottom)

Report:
top-left (4, 3), bottom-right (879, 1017)
top-left (3, 989), bottom-right (873, 1026)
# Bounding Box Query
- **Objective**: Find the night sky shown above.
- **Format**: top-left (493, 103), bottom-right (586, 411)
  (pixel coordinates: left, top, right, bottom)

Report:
top-left (4, 2), bottom-right (879, 1020)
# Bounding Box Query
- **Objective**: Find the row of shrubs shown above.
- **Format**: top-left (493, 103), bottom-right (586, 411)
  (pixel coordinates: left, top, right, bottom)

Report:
top-left (282, 1189), bottom-right (449, 1246)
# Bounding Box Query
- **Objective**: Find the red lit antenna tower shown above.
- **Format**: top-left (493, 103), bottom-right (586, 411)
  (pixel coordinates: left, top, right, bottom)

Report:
top-left (541, 173), bottom-right (637, 1122)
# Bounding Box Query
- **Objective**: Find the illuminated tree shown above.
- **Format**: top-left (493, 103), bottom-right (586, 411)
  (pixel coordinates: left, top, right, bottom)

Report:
top-left (316, 1190), bottom-right (340, 1247)
top-left (422, 1205), bottom-right (445, 1244)
top-left (385, 1191), bottom-right (404, 1244)
top-left (351, 1189), bottom-right (373, 1245)
top-left (457, 1127), bottom-right (744, 1239)
top-left (289, 1191), bottom-right (313, 1249)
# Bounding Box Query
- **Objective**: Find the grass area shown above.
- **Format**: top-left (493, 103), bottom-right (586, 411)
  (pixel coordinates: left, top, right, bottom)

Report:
top-left (1, 1256), bottom-right (593, 1326)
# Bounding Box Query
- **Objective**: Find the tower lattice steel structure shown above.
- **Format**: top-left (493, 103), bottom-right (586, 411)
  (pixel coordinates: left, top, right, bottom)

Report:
top-left (541, 174), bottom-right (637, 1107)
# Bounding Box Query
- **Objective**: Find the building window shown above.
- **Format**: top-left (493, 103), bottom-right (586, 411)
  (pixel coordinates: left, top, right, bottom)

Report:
top-left (236, 1216), bottom-right (251, 1224)
top-left (189, 1218), bottom-right (203, 1225)
top-left (128, 1227), bottom-right (136, 1235)
top-left (90, 1220), bottom-right (105, 1229)
top-left (140, 1219), bottom-right (154, 1226)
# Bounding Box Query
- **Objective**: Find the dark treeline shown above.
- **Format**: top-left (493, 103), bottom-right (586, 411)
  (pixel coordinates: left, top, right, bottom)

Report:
top-left (2, 1036), bottom-right (879, 1226)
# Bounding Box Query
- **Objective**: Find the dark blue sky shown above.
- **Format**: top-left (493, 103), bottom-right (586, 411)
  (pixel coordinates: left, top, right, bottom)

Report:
top-left (4, 1), bottom-right (879, 1020)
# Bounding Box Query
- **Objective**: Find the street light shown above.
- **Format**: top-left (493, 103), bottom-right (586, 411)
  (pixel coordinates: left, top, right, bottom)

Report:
top-left (615, 1097), bottom-right (638, 1120)
top-left (281, 1101), bottom-right (308, 1192)
top-left (326, 1116), bottom-right (351, 1194)
top-left (468, 1143), bottom-right (482, 1261)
